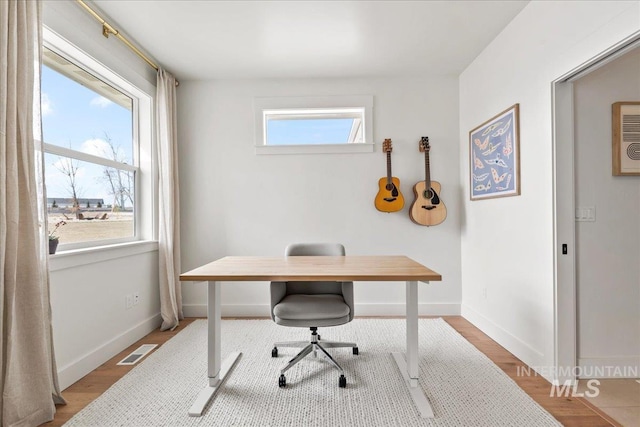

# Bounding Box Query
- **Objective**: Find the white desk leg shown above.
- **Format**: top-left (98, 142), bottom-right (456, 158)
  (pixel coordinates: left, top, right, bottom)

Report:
top-left (188, 281), bottom-right (241, 417)
top-left (391, 280), bottom-right (434, 418)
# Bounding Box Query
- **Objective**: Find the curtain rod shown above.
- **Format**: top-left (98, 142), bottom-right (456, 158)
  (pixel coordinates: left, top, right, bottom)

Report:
top-left (75, 0), bottom-right (179, 86)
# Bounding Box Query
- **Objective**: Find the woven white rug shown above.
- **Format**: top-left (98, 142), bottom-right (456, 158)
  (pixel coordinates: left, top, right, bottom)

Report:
top-left (63, 319), bottom-right (561, 427)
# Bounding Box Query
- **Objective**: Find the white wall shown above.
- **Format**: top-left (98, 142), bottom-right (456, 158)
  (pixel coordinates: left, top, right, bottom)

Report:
top-left (50, 245), bottom-right (160, 389)
top-left (459, 0), bottom-right (640, 380)
top-left (178, 77), bottom-right (462, 316)
top-left (573, 47), bottom-right (640, 375)
top-left (44, 0), bottom-right (161, 390)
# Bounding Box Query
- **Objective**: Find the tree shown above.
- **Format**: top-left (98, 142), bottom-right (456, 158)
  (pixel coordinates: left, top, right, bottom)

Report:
top-left (100, 133), bottom-right (133, 211)
top-left (54, 156), bottom-right (83, 218)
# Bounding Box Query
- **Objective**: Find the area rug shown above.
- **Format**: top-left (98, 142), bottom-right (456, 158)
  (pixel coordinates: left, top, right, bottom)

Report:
top-left (63, 318), bottom-right (561, 427)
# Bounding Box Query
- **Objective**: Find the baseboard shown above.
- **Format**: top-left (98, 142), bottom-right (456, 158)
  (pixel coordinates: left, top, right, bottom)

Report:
top-left (182, 303), bottom-right (461, 318)
top-left (461, 304), bottom-right (549, 380)
top-left (578, 357), bottom-right (640, 378)
top-left (57, 313), bottom-right (162, 390)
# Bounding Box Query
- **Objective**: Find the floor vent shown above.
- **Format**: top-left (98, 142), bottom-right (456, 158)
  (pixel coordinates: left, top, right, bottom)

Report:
top-left (117, 344), bottom-right (158, 366)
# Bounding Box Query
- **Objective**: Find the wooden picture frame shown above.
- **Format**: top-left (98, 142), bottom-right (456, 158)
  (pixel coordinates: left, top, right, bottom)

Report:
top-left (469, 104), bottom-right (521, 201)
top-left (612, 102), bottom-right (640, 176)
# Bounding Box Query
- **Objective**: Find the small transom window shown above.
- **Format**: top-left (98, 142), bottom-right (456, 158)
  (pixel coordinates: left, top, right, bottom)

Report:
top-left (254, 95), bottom-right (374, 154)
top-left (264, 108), bottom-right (364, 145)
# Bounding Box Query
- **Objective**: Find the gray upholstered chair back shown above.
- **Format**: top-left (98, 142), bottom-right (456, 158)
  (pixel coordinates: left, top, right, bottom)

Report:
top-left (285, 243), bottom-right (345, 257)
top-left (284, 243), bottom-right (344, 295)
top-left (270, 243), bottom-right (354, 322)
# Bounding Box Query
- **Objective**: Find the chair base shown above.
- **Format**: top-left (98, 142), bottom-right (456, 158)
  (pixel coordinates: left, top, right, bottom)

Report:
top-left (273, 327), bottom-right (358, 388)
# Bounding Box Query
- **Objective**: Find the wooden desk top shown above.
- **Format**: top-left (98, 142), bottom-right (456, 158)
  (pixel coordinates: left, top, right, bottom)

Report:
top-left (180, 256), bottom-right (441, 282)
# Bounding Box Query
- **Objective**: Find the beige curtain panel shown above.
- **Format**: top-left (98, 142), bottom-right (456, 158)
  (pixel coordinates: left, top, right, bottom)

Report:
top-left (157, 69), bottom-right (183, 331)
top-left (0, 1), bottom-right (64, 425)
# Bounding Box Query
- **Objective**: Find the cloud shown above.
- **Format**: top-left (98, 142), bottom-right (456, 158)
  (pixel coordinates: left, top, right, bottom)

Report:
top-left (80, 138), bottom-right (127, 162)
top-left (41, 93), bottom-right (53, 116)
top-left (81, 138), bottom-right (111, 158)
top-left (90, 96), bottom-right (113, 108)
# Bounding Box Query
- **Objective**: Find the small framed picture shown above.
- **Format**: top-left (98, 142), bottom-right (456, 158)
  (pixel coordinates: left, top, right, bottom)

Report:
top-left (612, 102), bottom-right (640, 176)
top-left (469, 104), bottom-right (520, 200)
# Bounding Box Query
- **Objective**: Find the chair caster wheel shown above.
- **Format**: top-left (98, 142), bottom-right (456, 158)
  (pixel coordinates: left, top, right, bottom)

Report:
top-left (279, 374), bottom-right (286, 388)
top-left (272, 347), bottom-right (278, 357)
top-left (353, 347), bottom-right (359, 355)
top-left (339, 375), bottom-right (346, 388)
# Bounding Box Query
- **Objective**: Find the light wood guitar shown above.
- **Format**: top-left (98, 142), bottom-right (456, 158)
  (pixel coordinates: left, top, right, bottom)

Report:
top-left (375, 139), bottom-right (405, 212)
top-left (409, 137), bottom-right (447, 226)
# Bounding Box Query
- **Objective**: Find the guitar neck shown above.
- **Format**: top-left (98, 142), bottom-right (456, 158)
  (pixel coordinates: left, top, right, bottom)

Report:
top-left (424, 150), bottom-right (431, 190)
top-left (386, 151), bottom-right (392, 185)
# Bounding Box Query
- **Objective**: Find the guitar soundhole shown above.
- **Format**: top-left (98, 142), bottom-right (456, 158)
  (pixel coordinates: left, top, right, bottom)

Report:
top-left (422, 187), bottom-right (440, 206)
top-left (386, 184), bottom-right (394, 191)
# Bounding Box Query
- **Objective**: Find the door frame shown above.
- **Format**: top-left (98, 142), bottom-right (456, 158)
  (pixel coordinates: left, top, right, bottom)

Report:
top-left (552, 31), bottom-right (640, 385)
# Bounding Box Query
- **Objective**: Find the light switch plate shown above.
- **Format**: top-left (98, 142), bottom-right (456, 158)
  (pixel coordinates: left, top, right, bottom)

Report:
top-left (575, 206), bottom-right (596, 222)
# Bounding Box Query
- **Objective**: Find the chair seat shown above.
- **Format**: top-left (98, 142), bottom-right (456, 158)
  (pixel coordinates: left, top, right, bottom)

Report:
top-left (273, 294), bottom-right (350, 321)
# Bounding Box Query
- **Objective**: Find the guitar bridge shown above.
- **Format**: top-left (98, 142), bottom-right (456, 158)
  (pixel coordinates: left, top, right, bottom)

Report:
top-left (384, 197), bottom-right (397, 202)
top-left (421, 205), bottom-right (436, 211)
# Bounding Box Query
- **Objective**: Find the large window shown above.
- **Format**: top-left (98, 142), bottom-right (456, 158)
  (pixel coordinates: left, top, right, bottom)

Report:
top-left (41, 47), bottom-right (139, 250)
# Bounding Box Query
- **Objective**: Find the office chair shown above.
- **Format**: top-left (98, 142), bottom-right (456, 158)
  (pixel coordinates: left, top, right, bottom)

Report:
top-left (270, 243), bottom-right (358, 388)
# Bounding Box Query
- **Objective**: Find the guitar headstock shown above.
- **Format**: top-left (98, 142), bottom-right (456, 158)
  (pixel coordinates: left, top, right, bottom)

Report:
top-left (382, 138), bottom-right (393, 153)
top-left (418, 136), bottom-right (430, 153)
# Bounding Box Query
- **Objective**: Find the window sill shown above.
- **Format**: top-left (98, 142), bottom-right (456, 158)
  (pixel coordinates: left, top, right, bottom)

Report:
top-left (255, 143), bottom-right (375, 155)
top-left (49, 240), bottom-right (158, 272)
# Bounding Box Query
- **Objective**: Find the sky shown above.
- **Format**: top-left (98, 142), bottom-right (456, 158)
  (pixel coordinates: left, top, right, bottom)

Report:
top-left (41, 64), bottom-right (133, 206)
top-left (267, 118), bottom-right (353, 145)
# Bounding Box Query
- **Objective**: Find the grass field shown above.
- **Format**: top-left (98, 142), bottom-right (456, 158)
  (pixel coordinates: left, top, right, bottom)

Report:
top-left (49, 212), bottom-right (133, 244)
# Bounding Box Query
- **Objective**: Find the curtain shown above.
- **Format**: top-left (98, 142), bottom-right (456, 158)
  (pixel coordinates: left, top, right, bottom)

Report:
top-left (0, 1), bottom-right (65, 425)
top-left (156, 69), bottom-right (183, 331)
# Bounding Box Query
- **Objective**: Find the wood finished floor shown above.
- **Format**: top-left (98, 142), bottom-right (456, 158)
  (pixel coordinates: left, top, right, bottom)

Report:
top-left (44, 316), bottom-right (613, 427)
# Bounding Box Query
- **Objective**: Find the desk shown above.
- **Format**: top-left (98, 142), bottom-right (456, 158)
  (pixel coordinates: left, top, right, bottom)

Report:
top-left (180, 255), bottom-right (442, 418)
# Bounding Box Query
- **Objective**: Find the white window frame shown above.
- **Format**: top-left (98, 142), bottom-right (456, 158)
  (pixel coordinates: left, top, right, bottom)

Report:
top-left (43, 28), bottom-right (155, 254)
top-left (254, 95), bottom-right (375, 155)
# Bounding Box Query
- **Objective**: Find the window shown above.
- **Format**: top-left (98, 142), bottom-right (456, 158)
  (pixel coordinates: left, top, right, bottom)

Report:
top-left (264, 108), bottom-right (364, 145)
top-left (41, 42), bottom-right (150, 251)
top-left (254, 95), bottom-right (374, 154)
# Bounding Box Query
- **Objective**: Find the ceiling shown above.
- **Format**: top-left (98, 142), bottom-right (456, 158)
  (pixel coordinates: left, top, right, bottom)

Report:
top-left (92, 0), bottom-right (528, 81)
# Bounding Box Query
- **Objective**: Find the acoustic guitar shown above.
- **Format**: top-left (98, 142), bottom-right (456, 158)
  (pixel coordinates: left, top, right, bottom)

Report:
top-left (409, 137), bottom-right (447, 226)
top-left (374, 139), bottom-right (405, 212)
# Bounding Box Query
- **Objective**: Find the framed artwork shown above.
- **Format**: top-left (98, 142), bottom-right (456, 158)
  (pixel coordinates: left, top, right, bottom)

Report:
top-left (469, 104), bottom-right (520, 200)
top-left (612, 102), bottom-right (640, 176)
